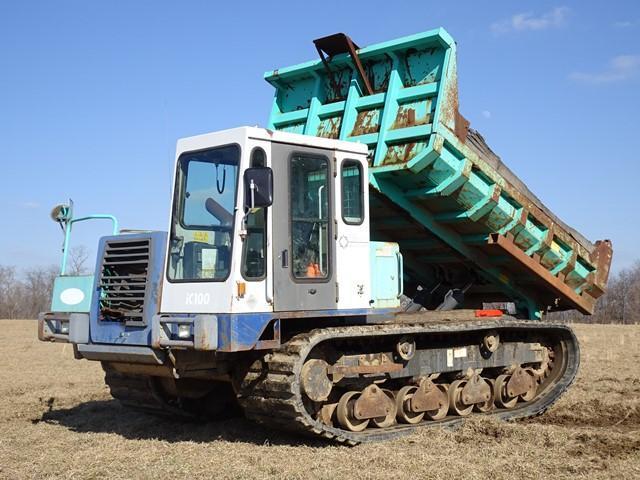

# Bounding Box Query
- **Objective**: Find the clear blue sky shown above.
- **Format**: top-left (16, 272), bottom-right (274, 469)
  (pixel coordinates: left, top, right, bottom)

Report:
top-left (1, 1), bottom-right (638, 274)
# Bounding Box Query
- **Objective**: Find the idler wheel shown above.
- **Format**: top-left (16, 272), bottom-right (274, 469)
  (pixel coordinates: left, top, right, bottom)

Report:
top-left (495, 374), bottom-right (518, 409)
top-left (473, 378), bottom-right (495, 413)
top-left (482, 331), bottom-right (500, 353)
top-left (395, 385), bottom-right (425, 424)
top-left (301, 359), bottom-right (332, 402)
top-left (337, 391), bottom-right (369, 432)
top-left (372, 389), bottom-right (397, 428)
top-left (449, 380), bottom-right (473, 416)
top-left (396, 336), bottom-right (416, 361)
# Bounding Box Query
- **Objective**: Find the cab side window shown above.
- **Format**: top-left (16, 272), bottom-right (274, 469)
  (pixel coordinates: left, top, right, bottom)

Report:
top-left (241, 148), bottom-right (267, 280)
top-left (290, 155), bottom-right (330, 280)
top-left (341, 160), bottom-right (363, 225)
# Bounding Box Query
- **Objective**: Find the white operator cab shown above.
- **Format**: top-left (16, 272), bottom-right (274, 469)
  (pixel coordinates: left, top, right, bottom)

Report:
top-left (160, 126), bottom-right (373, 315)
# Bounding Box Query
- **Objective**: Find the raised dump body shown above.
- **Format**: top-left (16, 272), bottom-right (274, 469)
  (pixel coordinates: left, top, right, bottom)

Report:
top-left (265, 29), bottom-right (612, 317)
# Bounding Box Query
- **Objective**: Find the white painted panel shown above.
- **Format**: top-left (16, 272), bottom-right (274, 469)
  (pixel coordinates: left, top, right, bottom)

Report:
top-left (334, 150), bottom-right (371, 310)
top-left (229, 138), bottom-right (273, 314)
top-left (160, 128), bottom-right (274, 315)
top-left (60, 288), bottom-right (85, 306)
top-left (159, 126), bottom-right (370, 315)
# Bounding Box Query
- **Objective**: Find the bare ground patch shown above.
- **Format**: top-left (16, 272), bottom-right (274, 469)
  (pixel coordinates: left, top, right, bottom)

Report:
top-left (1, 320), bottom-right (639, 479)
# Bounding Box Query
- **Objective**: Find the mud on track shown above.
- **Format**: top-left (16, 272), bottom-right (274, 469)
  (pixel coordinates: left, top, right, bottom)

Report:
top-left (0, 321), bottom-right (638, 479)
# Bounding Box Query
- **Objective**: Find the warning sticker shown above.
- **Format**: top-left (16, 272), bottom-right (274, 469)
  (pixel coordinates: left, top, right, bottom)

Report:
top-left (194, 231), bottom-right (209, 243)
top-left (454, 347), bottom-right (468, 358)
top-left (447, 349), bottom-right (454, 367)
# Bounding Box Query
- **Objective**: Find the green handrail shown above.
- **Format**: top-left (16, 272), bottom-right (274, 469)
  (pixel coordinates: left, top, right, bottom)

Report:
top-left (60, 214), bottom-right (119, 275)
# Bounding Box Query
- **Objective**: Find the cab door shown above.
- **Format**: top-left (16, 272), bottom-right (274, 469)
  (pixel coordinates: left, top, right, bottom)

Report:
top-left (334, 153), bottom-right (371, 310)
top-left (271, 142), bottom-right (337, 311)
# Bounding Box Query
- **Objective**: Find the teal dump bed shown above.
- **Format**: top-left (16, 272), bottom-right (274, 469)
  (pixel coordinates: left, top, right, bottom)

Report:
top-left (265, 28), bottom-right (612, 316)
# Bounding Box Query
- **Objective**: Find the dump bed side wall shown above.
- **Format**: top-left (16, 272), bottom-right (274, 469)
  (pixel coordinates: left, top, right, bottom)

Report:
top-left (265, 28), bottom-right (612, 315)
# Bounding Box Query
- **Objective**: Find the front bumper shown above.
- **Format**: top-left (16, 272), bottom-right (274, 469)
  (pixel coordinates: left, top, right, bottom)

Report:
top-left (38, 312), bottom-right (89, 343)
top-left (39, 311), bottom-right (277, 361)
top-left (150, 314), bottom-right (218, 350)
top-left (39, 311), bottom-right (218, 349)
top-left (38, 312), bottom-right (70, 342)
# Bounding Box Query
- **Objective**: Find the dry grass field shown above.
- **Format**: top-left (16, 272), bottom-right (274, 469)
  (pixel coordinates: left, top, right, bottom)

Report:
top-left (0, 320), bottom-right (639, 480)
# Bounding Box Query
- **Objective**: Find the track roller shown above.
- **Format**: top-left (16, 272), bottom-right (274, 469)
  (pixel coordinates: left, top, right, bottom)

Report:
top-left (406, 378), bottom-right (449, 421)
top-left (495, 374), bottom-right (518, 409)
top-left (337, 384), bottom-right (396, 431)
top-left (449, 380), bottom-right (473, 416)
top-left (473, 378), bottom-right (495, 413)
top-left (396, 386), bottom-right (424, 424)
top-left (425, 384), bottom-right (449, 420)
top-left (337, 391), bottom-right (369, 432)
top-left (372, 389), bottom-right (397, 428)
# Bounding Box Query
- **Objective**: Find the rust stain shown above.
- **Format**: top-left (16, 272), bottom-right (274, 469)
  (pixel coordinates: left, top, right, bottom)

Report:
top-left (324, 68), bottom-right (350, 103)
top-left (512, 230), bottom-right (536, 252)
top-left (317, 116), bottom-right (341, 139)
top-left (442, 79), bottom-right (457, 121)
top-left (539, 249), bottom-right (561, 270)
top-left (487, 233), bottom-right (596, 315)
top-left (351, 109), bottom-right (380, 136)
top-left (585, 239), bottom-right (613, 298)
top-left (402, 48), bottom-right (438, 87)
top-left (383, 142), bottom-right (418, 165)
top-left (484, 209), bottom-right (511, 232)
top-left (392, 106), bottom-right (432, 130)
top-left (364, 56), bottom-right (392, 93)
top-left (367, 148), bottom-right (376, 166)
top-left (403, 49), bottom-right (416, 86)
top-left (454, 110), bottom-right (469, 142)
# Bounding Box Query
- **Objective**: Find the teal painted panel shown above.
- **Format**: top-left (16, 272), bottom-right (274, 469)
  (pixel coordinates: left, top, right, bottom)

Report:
top-left (276, 75), bottom-right (315, 112)
top-left (265, 28), bottom-right (606, 314)
top-left (369, 242), bottom-right (401, 309)
top-left (266, 30), bottom-right (451, 169)
top-left (50, 275), bottom-right (94, 313)
top-left (279, 122), bottom-right (305, 135)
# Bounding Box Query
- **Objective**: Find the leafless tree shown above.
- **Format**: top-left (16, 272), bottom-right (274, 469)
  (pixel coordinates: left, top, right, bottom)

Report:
top-left (0, 265), bottom-right (20, 319)
top-left (20, 266), bottom-right (58, 319)
top-left (67, 245), bottom-right (90, 276)
top-left (1, 256), bottom-right (639, 322)
top-left (547, 261), bottom-right (640, 324)
top-left (0, 264), bottom-right (57, 319)
top-left (618, 261), bottom-right (640, 324)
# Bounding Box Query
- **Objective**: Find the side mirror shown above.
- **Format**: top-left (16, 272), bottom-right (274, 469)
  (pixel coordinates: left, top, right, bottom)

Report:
top-left (244, 167), bottom-right (273, 210)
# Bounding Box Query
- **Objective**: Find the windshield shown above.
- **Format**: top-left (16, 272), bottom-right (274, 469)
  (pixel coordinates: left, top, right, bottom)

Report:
top-left (168, 144), bottom-right (240, 282)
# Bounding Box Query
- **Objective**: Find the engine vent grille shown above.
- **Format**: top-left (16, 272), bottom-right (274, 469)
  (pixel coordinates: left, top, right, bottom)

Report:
top-left (98, 238), bottom-right (151, 325)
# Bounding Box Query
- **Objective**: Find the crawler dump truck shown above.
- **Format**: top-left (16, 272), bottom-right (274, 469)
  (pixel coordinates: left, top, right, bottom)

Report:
top-left (40, 29), bottom-right (612, 444)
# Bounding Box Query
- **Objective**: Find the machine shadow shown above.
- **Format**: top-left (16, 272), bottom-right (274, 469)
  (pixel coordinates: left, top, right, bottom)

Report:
top-left (36, 399), bottom-right (330, 447)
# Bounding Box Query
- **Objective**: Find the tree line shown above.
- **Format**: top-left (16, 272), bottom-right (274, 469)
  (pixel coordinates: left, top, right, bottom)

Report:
top-left (0, 250), bottom-right (638, 323)
top-left (547, 260), bottom-right (640, 324)
top-left (0, 246), bottom-right (89, 319)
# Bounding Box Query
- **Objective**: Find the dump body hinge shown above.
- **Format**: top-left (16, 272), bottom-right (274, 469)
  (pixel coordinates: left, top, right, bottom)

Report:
top-left (313, 32), bottom-right (374, 96)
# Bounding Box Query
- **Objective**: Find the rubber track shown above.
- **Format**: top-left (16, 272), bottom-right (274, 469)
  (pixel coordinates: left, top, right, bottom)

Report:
top-left (237, 320), bottom-right (580, 445)
top-left (103, 364), bottom-right (196, 418)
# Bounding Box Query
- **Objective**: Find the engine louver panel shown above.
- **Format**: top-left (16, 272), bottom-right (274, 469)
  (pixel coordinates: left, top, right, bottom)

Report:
top-left (99, 239), bottom-right (150, 325)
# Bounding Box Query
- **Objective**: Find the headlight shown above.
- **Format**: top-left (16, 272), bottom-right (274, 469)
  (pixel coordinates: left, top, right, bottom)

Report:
top-left (177, 324), bottom-right (192, 339)
top-left (60, 321), bottom-right (69, 334)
